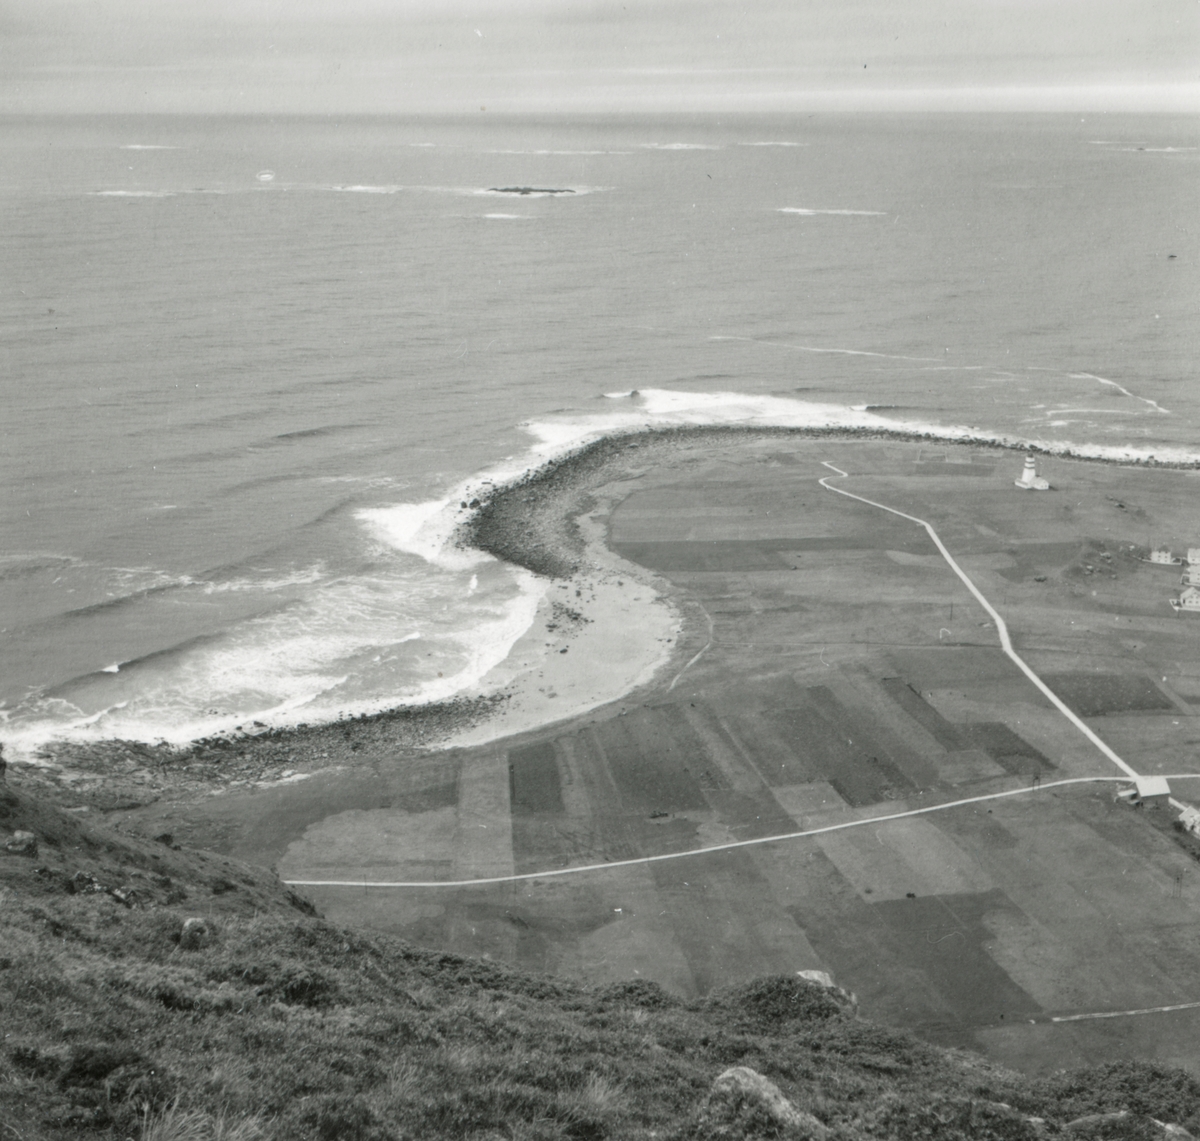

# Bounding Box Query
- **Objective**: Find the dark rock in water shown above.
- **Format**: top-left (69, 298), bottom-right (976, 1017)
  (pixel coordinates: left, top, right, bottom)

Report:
top-left (487, 186), bottom-right (575, 195)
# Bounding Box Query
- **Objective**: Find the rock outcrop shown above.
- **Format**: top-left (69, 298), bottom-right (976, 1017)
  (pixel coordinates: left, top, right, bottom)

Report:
top-left (178, 917), bottom-right (214, 951)
top-left (701, 1066), bottom-right (828, 1138)
top-left (4, 830), bottom-right (37, 856)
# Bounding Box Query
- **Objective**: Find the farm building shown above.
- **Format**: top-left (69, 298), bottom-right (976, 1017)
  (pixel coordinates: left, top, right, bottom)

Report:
top-left (1170, 587), bottom-right (1200, 614)
top-left (1135, 776), bottom-right (1172, 807)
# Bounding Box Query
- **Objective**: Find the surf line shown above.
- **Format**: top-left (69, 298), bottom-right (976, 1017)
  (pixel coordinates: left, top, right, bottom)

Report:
top-left (285, 775), bottom-right (1137, 889)
top-left (818, 462), bottom-right (1139, 780)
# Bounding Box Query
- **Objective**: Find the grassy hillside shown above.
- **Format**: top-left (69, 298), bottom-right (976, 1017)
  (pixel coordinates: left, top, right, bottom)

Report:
top-left (3, 778), bottom-right (1199, 1141)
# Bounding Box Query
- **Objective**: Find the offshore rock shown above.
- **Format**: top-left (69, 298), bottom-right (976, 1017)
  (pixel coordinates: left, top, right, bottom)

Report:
top-left (487, 186), bottom-right (575, 195)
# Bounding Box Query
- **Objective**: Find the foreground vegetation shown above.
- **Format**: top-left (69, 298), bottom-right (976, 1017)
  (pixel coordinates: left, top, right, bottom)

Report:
top-left (3, 779), bottom-right (1200, 1141)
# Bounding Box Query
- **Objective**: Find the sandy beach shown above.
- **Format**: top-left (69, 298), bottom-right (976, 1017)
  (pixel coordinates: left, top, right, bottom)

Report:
top-left (24, 425), bottom-right (1200, 1077)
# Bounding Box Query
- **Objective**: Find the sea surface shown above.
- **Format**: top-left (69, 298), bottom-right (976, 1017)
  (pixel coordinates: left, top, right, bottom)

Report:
top-left (2, 112), bottom-right (1197, 758)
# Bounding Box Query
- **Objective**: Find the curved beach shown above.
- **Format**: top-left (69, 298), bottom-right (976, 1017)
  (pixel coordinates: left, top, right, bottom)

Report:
top-left (15, 418), bottom-right (1200, 807)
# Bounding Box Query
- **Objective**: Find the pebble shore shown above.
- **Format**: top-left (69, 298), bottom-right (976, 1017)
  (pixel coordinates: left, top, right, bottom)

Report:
top-left (16, 422), bottom-right (1196, 807)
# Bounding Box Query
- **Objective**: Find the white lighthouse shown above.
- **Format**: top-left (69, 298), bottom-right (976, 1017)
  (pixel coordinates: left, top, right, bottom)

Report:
top-left (1014, 454), bottom-right (1050, 491)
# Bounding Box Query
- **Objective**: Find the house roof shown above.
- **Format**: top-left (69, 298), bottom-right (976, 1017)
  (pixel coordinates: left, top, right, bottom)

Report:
top-left (1135, 776), bottom-right (1171, 799)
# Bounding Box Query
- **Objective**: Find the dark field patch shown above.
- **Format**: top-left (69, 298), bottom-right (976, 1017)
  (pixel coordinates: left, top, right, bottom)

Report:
top-left (1041, 673), bottom-right (1176, 717)
top-left (509, 816), bottom-right (603, 875)
top-left (912, 463), bottom-right (994, 476)
top-left (613, 532), bottom-right (934, 571)
top-left (958, 723), bottom-right (1054, 777)
top-left (768, 686), bottom-right (917, 806)
top-left (508, 742), bottom-right (565, 815)
top-left (589, 707), bottom-right (710, 814)
top-left (994, 542), bottom-right (1083, 582)
top-left (880, 679), bottom-right (964, 750)
top-left (871, 891), bottom-right (1041, 1026)
top-left (890, 648), bottom-right (1030, 692)
top-left (391, 780), bottom-right (459, 814)
top-left (703, 789), bottom-right (799, 839)
top-left (614, 541), bottom-right (790, 571)
top-left (725, 712), bottom-right (815, 785)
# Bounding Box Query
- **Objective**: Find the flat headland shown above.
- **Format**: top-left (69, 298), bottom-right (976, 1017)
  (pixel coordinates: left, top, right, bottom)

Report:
top-left (20, 426), bottom-right (1200, 1076)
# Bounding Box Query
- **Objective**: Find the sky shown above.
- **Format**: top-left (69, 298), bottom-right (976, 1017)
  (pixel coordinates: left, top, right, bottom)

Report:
top-left (2, 0), bottom-right (1197, 115)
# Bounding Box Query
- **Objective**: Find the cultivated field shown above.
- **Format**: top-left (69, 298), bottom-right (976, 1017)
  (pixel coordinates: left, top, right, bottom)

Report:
top-left (120, 436), bottom-right (1200, 1074)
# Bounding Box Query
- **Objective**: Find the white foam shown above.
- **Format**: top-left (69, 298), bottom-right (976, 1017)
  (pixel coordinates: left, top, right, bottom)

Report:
top-left (779, 207), bottom-right (886, 216)
top-left (330, 184), bottom-right (403, 194)
top-left (484, 213), bottom-right (528, 219)
top-left (92, 191), bottom-right (174, 198)
top-left (519, 387), bottom-right (1200, 468)
top-left (1072, 372), bottom-right (1172, 415)
top-left (483, 149), bottom-right (631, 156)
top-left (201, 566), bottom-right (325, 594)
top-left (357, 497), bottom-right (490, 572)
top-left (120, 144), bottom-right (178, 151)
top-left (638, 143), bottom-right (721, 151)
top-left (711, 334), bottom-right (936, 362)
top-left (10, 382), bottom-right (1198, 760)
top-left (4, 559), bottom-right (548, 754)
top-left (740, 141), bottom-right (806, 147)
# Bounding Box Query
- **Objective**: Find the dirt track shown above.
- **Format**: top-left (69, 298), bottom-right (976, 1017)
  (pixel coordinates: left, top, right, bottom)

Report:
top-left (105, 433), bottom-right (1200, 1074)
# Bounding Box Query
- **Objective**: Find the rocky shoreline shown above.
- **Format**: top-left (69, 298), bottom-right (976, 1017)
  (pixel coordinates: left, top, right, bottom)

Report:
top-left (464, 421), bottom-right (1200, 579)
top-left (15, 421), bottom-right (1198, 806)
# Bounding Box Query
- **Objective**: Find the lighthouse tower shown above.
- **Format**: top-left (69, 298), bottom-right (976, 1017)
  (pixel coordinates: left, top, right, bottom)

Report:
top-left (1015, 455), bottom-right (1050, 491)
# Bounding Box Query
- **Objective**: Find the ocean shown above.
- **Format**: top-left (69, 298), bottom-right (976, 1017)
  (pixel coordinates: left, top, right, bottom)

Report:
top-left (2, 111), bottom-right (1197, 759)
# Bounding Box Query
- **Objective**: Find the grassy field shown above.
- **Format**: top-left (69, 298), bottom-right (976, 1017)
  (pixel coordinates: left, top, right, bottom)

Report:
top-left (6, 779), bottom-right (1200, 1141)
top-left (29, 432), bottom-right (1200, 1083)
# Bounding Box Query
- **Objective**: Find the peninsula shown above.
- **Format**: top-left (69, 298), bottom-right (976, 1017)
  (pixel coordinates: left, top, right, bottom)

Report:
top-left (15, 427), bottom-right (1200, 1081)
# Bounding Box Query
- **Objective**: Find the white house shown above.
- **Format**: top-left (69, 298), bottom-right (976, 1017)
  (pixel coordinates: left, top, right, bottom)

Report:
top-left (1171, 587), bottom-right (1200, 613)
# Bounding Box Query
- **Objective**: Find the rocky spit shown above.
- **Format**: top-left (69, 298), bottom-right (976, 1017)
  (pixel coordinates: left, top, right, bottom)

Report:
top-left (16, 422), bottom-right (1198, 809)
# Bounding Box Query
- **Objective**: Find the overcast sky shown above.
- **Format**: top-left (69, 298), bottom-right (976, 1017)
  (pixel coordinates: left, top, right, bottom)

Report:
top-left (3, 0), bottom-right (1197, 114)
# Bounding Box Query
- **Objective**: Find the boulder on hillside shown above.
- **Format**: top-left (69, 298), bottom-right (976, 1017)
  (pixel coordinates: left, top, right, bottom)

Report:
top-left (4, 830), bottom-right (37, 856)
top-left (698, 1066), bottom-right (828, 1139)
top-left (797, 969), bottom-right (859, 1014)
top-left (1064, 1111), bottom-right (1195, 1138)
top-left (178, 917), bottom-right (214, 951)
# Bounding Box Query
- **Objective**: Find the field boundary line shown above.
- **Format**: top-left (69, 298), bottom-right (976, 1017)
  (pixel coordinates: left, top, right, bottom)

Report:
top-left (818, 462), bottom-right (1139, 779)
top-left (285, 774), bottom-right (1144, 889)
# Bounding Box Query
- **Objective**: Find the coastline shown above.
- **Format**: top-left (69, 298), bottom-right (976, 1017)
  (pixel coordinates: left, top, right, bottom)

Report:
top-left (13, 418), bottom-right (1200, 805)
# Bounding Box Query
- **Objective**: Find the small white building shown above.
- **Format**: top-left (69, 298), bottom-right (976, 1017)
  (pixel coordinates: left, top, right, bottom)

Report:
top-left (1178, 803), bottom-right (1200, 836)
top-left (1151, 547), bottom-right (1182, 565)
top-left (1181, 567), bottom-right (1200, 587)
top-left (1135, 776), bottom-right (1171, 806)
top-left (1171, 587), bottom-right (1200, 613)
top-left (1189, 549), bottom-right (1200, 565)
top-left (1014, 455), bottom-right (1050, 491)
